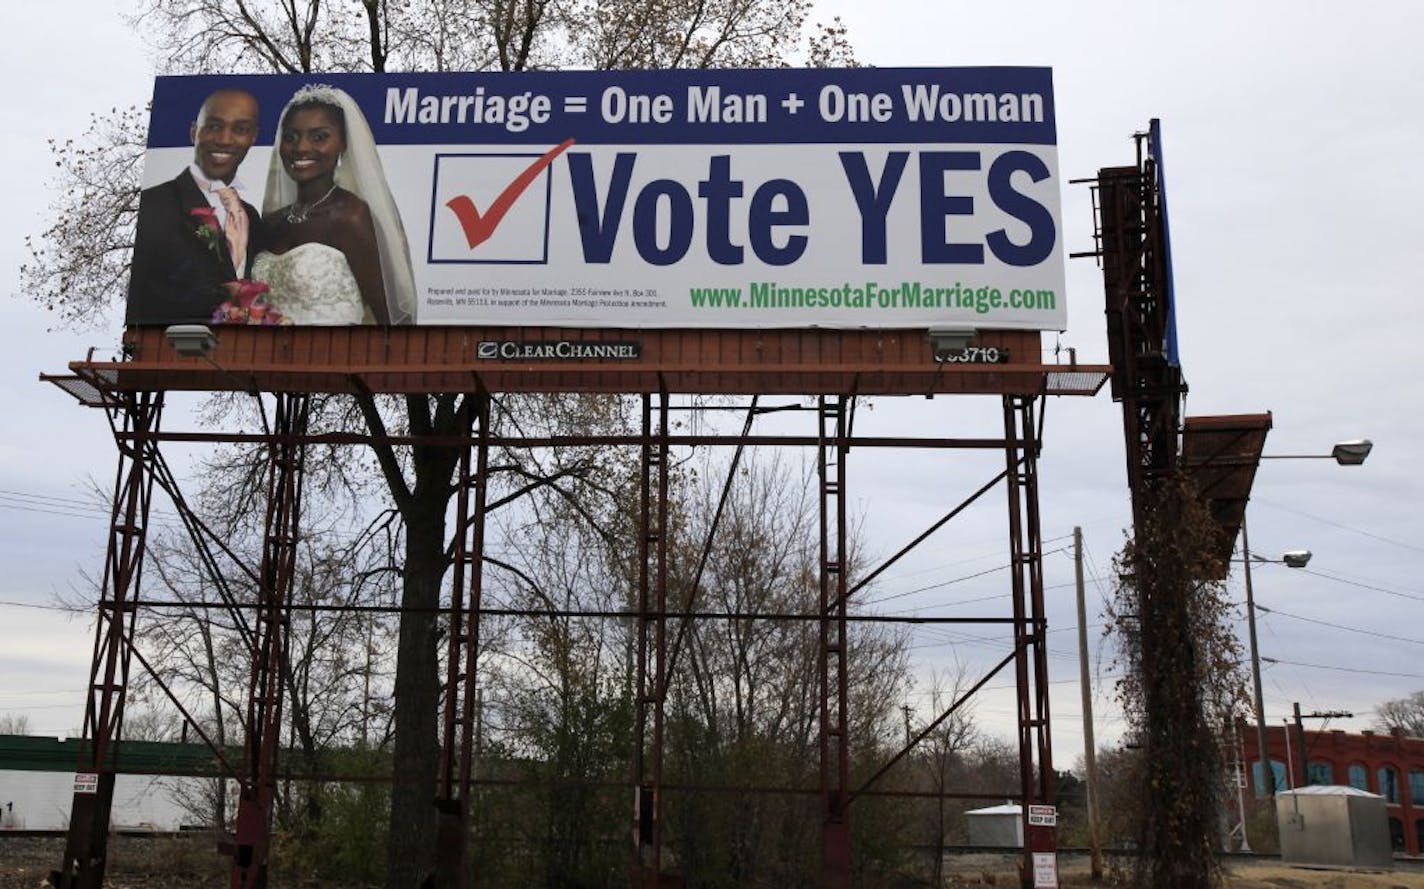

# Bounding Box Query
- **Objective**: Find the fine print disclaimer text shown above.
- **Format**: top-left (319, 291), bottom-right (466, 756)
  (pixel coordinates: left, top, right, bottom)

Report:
top-left (426, 286), bottom-right (666, 309)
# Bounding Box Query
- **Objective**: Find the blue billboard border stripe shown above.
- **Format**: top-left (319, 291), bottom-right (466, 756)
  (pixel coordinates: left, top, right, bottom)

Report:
top-left (144, 67), bottom-right (1058, 149)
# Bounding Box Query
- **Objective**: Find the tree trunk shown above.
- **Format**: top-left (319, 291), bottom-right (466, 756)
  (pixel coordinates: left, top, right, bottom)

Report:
top-left (386, 499), bottom-right (448, 888)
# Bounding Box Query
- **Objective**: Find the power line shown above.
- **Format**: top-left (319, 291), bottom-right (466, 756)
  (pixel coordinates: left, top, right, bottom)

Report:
top-left (0, 500), bottom-right (113, 523)
top-left (1294, 567), bottom-right (1424, 603)
top-left (0, 599), bottom-right (80, 613)
top-left (906, 628), bottom-right (1080, 663)
top-left (0, 489), bottom-right (108, 508)
top-left (0, 703), bottom-right (81, 711)
top-left (1261, 656), bottom-right (1424, 680)
top-left (1255, 602), bottom-right (1424, 647)
top-left (1255, 497), bottom-right (1424, 555)
top-left (872, 532), bottom-right (1073, 586)
top-left (862, 545), bottom-right (1071, 608)
top-left (0, 489), bottom-right (182, 522)
top-left (863, 564), bottom-right (1011, 606)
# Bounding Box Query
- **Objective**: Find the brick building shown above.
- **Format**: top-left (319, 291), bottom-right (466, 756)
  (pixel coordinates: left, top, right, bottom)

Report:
top-left (1239, 721), bottom-right (1424, 855)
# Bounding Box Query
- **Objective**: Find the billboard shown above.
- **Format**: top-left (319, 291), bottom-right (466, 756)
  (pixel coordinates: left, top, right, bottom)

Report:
top-left (127, 68), bottom-right (1064, 331)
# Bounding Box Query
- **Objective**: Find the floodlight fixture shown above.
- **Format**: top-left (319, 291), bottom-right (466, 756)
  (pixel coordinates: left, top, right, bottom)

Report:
top-left (165, 324), bottom-right (218, 358)
top-left (927, 325), bottom-right (976, 361)
top-left (1241, 549), bottom-right (1312, 568)
top-left (1331, 439), bottom-right (1372, 466)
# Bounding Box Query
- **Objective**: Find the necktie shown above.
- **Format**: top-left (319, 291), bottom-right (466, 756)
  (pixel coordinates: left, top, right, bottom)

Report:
top-left (216, 187), bottom-right (248, 276)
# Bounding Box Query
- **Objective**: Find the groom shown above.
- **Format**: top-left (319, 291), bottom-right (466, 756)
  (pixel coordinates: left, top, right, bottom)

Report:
top-left (127, 88), bottom-right (264, 325)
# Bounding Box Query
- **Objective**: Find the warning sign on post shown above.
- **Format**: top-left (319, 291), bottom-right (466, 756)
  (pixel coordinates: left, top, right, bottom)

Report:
top-left (1032, 851), bottom-right (1059, 888)
top-left (1027, 804), bottom-right (1057, 826)
top-left (73, 772), bottom-right (99, 794)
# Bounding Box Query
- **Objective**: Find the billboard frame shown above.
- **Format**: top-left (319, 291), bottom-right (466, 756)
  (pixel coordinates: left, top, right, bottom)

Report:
top-left (45, 321), bottom-right (1101, 889)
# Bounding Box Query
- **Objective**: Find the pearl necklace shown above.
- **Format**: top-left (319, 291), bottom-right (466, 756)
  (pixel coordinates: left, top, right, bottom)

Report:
top-left (287, 184), bottom-right (338, 224)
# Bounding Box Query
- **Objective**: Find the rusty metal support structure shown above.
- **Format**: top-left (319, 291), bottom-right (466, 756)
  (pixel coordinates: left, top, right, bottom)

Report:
top-left (1093, 123), bottom-right (1185, 528)
top-left (1002, 395), bottom-right (1056, 888)
top-left (226, 392), bottom-right (312, 889)
top-left (435, 391), bottom-right (491, 889)
top-left (53, 391), bottom-right (164, 889)
top-left (48, 337), bottom-right (1107, 887)
top-left (818, 394), bottom-right (852, 889)
top-left (632, 390), bottom-right (670, 887)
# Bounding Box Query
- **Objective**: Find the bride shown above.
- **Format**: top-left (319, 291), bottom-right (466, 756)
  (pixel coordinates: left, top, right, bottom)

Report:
top-left (254, 85), bottom-right (416, 325)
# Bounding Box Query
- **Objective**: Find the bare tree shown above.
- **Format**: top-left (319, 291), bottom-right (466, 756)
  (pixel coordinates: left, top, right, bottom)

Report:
top-left (0, 714), bottom-right (31, 734)
top-left (460, 401), bottom-right (643, 886)
top-left (661, 450), bottom-right (909, 887)
top-left (472, 443), bottom-right (912, 887)
top-left (122, 481), bottom-right (400, 834)
top-left (26, 4), bottom-right (855, 883)
top-left (916, 665), bottom-right (980, 887)
top-left (1377, 691), bottom-right (1424, 737)
top-left (20, 107), bottom-right (146, 328)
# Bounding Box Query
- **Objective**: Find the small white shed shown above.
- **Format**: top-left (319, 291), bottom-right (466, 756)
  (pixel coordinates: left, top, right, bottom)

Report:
top-left (965, 803), bottom-right (1023, 847)
top-left (1276, 785), bottom-right (1392, 870)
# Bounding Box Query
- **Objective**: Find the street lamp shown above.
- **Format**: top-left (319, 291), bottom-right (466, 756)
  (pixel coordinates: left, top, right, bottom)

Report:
top-left (1258, 439), bottom-right (1374, 466)
top-left (1240, 528), bottom-right (1310, 798)
top-left (1243, 436), bottom-right (1371, 800)
top-left (1331, 440), bottom-right (1373, 466)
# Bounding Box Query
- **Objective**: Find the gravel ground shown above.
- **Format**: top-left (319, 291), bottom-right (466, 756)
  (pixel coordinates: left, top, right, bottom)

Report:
top-left (940, 851), bottom-right (1424, 888)
top-left (6, 836), bottom-right (1424, 888)
top-left (1, 834), bottom-right (226, 889)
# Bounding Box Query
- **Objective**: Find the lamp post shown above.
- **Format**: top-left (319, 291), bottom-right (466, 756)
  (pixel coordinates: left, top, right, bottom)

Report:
top-left (1240, 527), bottom-right (1310, 798)
top-left (1242, 437), bottom-right (1371, 798)
top-left (1254, 439), bottom-right (1373, 466)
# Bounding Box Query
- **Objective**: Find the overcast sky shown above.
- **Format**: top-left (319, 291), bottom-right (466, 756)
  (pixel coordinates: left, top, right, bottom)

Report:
top-left (3, 0), bottom-right (1422, 782)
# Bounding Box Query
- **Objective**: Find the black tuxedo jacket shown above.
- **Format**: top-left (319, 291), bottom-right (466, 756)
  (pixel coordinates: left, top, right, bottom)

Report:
top-left (126, 168), bottom-right (264, 325)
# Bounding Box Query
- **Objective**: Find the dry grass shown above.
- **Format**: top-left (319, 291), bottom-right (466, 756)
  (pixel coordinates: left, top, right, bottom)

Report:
top-left (1215, 862), bottom-right (1424, 889)
top-left (7, 838), bottom-right (1424, 888)
top-left (105, 834), bottom-right (229, 885)
top-left (937, 856), bottom-right (1424, 889)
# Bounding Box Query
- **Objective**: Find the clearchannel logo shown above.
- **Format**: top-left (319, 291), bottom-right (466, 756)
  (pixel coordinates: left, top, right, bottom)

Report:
top-left (476, 340), bottom-right (642, 361)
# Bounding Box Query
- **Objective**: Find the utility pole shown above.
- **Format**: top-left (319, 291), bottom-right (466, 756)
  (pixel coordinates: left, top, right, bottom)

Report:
top-left (1241, 519), bottom-right (1274, 797)
top-left (1292, 705), bottom-right (1352, 787)
top-left (1281, 718), bottom-right (1295, 791)
top-left (1292, 703), bottom-right (1306, 788)
top-left (1073, 527), bottom-right (1103, 880)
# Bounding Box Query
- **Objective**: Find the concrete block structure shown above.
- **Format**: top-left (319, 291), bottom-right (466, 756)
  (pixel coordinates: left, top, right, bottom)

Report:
top-left (1241, 722), bottom-right (1423, 855)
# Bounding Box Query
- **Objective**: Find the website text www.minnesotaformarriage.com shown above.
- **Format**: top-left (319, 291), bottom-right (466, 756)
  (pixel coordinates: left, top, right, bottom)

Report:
top-left (689, 280), bottom-right (1057, 313)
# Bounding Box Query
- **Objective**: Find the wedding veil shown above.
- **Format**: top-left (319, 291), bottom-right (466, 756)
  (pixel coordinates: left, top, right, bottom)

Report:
top-left (263, 85), bottom-right (418, 325)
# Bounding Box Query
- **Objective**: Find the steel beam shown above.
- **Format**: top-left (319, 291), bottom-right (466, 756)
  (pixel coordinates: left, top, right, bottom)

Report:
top-left (632, 391), bottom-right (669, 888)
top-left (436, 392), bottom-right (490, 888)
top-left (1003, 396), bottom-right (1057, 888)
top-left (45, 385), bottom-right (1073, 887)
top-left (52, 392), bottom-right (163, 889)
top-left (102, 429), bottom-right (1018, 450)
top-left (226, 393), bottom-right (311, 889)
top-left (818, 395), bottom-right (851, 889)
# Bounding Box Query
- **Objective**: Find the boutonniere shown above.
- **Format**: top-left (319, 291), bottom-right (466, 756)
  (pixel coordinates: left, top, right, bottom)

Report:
top-left (190, 206), bottom-right (222, 256)
top-left (212, 279), bottom-right (291, 326)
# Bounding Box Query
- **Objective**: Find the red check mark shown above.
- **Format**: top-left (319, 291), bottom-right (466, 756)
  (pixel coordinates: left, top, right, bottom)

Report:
top-left (446, 138), bottom-right (576, 250)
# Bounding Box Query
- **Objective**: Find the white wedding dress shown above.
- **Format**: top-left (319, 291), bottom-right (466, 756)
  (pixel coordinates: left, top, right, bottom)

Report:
top-left (252, 242), bottom-right (367, 325)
